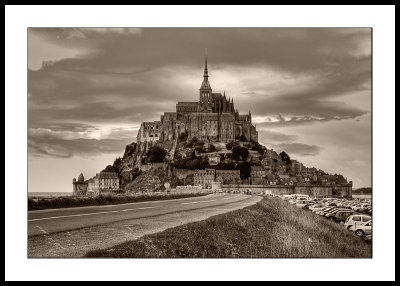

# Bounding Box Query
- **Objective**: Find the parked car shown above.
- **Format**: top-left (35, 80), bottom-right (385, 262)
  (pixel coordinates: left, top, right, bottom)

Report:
top-left (353, 220), bottom-right (372, 237)
top-left (326, 203), bottom-right (337, 207)
top-left (326, 210), bottom-right (355, 223)
top-left (316, 207), bottom-right (336, 215)
top-left (344, 214), bottom-right (372, 230)
top-left (296, 200), bottom-right (311, 208)
top-left (309, 204), bottom-right (325, 212)
top-left (301, 201), bottom-right (316, 210)
top-left (323, 208), bottom-right (351, 218)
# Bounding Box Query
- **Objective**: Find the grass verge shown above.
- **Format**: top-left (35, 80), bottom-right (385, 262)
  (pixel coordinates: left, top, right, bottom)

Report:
top-left (28, 192), bottom-right (209, 211)
top-left (85, 196), bottom-right (372, 258)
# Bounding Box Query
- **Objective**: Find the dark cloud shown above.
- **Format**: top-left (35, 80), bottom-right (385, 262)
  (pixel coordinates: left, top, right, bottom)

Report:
top-left (28, 131), bottom-right (132, 158)
top-left (28, 28), bottom-right (371, 159)
top-left (30, 28), bottom-right (370, 71)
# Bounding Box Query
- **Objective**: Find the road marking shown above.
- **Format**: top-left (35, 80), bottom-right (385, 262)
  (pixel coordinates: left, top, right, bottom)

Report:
top-left (221, 195), bottom-right (240, 200)
top-left (182, 199), bottom-right (218, 205)
top-left (28, 206), bottom-right (158, 222)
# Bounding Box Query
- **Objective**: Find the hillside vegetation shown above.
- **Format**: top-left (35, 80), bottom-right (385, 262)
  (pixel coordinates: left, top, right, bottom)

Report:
top-left (28, 193), bottom-right (207, 211)
top-left (86, 196), bottom-right (372, 258)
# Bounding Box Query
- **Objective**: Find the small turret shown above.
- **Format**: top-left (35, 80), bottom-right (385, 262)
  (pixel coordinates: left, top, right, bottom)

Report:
top-left (78, 172), bottom-right (84, 182)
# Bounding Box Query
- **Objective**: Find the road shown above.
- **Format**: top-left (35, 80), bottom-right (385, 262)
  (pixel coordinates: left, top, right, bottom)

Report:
top-left (28, 193), bottom-right (262, 257)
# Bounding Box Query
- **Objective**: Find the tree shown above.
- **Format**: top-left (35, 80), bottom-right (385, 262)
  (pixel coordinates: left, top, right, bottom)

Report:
top-left (186, 136), bottom-right (199, 148)
top-left (123, 142), bottom-right (136, 158)
top-left (279, 151), bottom-right (291, 165)
top-left (236, 162), bottom-right (251, 180)
top-left (251, 142), bottom-right (265, 155)
top-left (232, 146), bottom-right (249, 161)
top-left (102, 165), bottom-right (117, 173)
top-left (112, 157), bottom-right (122, 176)
top-left (226, 141), bottom-right (234, 150)
top-left (208, 144), bottom-right (217, 152)
top-left (146, 146), bottom-right (167, 163)
top-left (190, 150), bottom-right (197, 160)
top-left (178, 130), bottom-right (188, 142)
top-left (214, 162), bottom-right (236, 170)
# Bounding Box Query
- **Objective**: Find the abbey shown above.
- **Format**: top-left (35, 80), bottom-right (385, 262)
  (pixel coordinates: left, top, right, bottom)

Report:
top-left (137, 57), bottom-right (258, 145)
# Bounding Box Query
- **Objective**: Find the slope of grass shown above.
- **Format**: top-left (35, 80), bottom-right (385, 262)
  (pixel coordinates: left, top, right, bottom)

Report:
top-left (28, 192), bottom-right (208, 211)
top-left (85, 196), bottom-right (372, 258)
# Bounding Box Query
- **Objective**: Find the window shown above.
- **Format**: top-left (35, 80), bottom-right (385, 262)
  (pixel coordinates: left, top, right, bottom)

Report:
top-left (362, 216), bottom-right (372, 222)
top-left (352, 216), bottom-right (361, 221)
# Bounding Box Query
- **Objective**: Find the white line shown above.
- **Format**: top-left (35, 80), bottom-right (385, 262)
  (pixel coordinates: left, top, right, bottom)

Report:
top-left (28, 206), bottom-right (158, 222)
top-left (182, 199), bottom-right (218, 205)
top-left (28, 195), bottom-right (216, 213)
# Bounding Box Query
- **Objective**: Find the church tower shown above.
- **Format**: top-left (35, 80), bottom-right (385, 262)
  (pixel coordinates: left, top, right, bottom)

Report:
top-left (199, 54), bottom-right (212, 111)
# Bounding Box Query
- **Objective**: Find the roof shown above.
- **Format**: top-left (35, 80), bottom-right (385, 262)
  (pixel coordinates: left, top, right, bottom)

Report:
top-left (77, 173), bottom-right (84, 182)
top-left (200, 78), bottom-right (212, 90)
top-left (251, 166), bottom-right (265, 171)
top-left (278, 174), bottom-right (290, 179)
top-left (216, 169), bottom-right (240, 174)
top-left (98, 172), bottom-right (119, 179)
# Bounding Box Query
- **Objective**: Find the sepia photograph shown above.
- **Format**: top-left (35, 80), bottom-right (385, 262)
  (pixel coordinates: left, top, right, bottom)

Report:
top-left (5, 5), bottom-right (395, 282)
top-left (27, 27), bottom-right (372, 258)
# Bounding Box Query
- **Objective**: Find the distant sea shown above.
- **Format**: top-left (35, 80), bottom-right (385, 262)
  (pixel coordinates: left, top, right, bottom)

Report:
top-left (28, 192), bottom-right (72, 198)
top-left (352, 194), bottom-right (372, 199)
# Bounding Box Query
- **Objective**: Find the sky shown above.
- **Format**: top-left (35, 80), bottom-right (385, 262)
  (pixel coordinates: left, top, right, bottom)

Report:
top-left (27, 28), bottom-right (372, 192)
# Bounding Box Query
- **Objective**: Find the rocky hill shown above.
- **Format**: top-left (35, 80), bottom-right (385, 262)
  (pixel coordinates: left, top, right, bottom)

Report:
top-left (101, 136), bottom-right (349, 193)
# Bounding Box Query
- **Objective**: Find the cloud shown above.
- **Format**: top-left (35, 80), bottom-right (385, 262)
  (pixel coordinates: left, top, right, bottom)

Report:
top-left (256, 112), bottom-right (369, 128)
top-left (28, 126), bottom-right (138, 158)
top-left (28, 127), bottom-right (133, 158)
top-left (266, 143), bottom-right (322, 157)
top-left (27, 28), bottom-right (371, 173)
top-left (83, 28), bottom-right (142, 35)
top-left (258, 130), bottom-right (298, 142)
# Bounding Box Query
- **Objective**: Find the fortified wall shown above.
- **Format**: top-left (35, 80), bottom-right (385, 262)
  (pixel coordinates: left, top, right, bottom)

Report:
top-left (221, 184), bottom-right (352, 198)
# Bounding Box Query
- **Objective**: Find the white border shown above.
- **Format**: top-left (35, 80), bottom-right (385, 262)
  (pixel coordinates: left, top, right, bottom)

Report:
top-left (5, 5), bottom-right (395, 281)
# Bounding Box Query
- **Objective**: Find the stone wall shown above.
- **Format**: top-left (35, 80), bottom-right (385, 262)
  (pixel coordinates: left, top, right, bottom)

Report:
top-left (221, 184), bottom-right (352, 198)
top-left (173, 168), bottom-right (196, 180)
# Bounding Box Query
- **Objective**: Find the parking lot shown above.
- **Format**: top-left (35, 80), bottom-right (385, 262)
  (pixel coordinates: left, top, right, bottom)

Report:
top-left (275, 194), bottom-right (372, 241)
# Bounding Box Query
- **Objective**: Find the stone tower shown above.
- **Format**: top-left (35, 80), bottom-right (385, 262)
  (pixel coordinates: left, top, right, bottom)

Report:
top-left (199, 54), bottom-right (212, 112)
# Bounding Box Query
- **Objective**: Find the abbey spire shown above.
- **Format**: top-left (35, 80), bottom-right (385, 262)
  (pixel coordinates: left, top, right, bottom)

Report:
top-left (200, 53), bottom-right (212, 93)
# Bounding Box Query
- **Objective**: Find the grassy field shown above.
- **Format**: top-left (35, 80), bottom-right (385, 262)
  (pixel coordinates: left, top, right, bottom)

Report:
top-left (28, 192), bottom-right (208, 211)
top-left (86, 196), bottom-right (372, 258)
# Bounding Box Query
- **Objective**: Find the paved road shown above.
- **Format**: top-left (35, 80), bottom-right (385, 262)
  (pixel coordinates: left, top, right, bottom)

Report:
top-left (28, 193), bottom-right (258, 236)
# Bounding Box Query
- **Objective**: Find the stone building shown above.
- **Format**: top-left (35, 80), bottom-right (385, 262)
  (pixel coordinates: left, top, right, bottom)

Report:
top-left (291, 160), bottom-right (302, 174)
top-left (194, 168), bottom-right (216, 188)
top-left (250, 166), bottom-right (267, 185)
top-left (72, 173), bottom-right (88, 195)
top-left (86, 171), bottom-right (120, 195)
top-left (137, 56), bottom-right (258, 146)
top-left (215, 170), bottom-right (240, 184)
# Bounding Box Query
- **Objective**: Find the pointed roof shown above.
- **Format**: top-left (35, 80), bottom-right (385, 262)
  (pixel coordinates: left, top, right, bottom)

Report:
top-left (200, 54), bottom-right (212, 91)
top-left (78, 172), bottom-right (84, 182)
